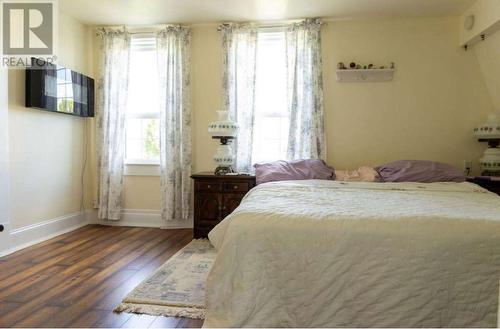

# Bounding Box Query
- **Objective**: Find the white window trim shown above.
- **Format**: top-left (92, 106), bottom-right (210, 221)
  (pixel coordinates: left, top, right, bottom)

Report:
top-left (125, 158), bottom-right (159, 165)
top-left (124, 161), bottom-right (160, 176)
top-left (124, 35), bottom-right (161, 169)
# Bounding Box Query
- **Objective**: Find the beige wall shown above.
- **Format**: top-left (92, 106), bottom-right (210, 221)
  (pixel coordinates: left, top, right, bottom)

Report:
top-left (90, 16), bottom-right (494, 211)
top-left (0, 67), bottom-right (10, 252)
top-left (460, 0), bottom-right (500, 46)
top-left (323, 17), bottom-right (493, 170)
top-left (473, 29), bottom-right (500, 110)
top-left (8, 12), bottom-right (94, 229)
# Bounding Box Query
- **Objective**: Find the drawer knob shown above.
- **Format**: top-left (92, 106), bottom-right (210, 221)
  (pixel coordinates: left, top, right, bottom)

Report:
top-left (233, 185), bottom-right (238, 189)
top-left (207, 185), bottom-right (211, 188)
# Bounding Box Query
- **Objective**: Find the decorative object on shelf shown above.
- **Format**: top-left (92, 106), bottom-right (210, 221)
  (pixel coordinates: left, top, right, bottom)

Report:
top-left (349, 62), bottom-right (356, 69)
top-left (208, 110), bottom-right (239, 175)
top-left (337, 62), bottom-right (346, 70)
top-left (474, 112), bottom-right (500, 176)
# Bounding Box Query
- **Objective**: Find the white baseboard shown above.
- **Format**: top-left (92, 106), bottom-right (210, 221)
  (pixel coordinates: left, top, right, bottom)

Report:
top-left (0, 211), bottom-right (88, 258)
top-left (0, 208), bottom-right (192, 258)
top-left (86, 209), bottom-right (193, 229)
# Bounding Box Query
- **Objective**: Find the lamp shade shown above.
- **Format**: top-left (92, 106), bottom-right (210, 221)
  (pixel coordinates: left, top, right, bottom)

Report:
top-left (474, 112), bottom-right (500, 140)
top-left (474, 112), bottom-right (500, 175)
top-left (208, 110), bottom-right (238, 137)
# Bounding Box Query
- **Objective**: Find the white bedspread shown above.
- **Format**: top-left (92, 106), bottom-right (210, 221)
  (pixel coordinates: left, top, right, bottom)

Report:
top-left (206, 180), bottom-right (500, 327)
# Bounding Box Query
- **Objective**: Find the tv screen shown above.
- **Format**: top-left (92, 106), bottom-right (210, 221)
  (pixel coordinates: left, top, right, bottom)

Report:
top-left (25, 58), bottom-right (95, 117)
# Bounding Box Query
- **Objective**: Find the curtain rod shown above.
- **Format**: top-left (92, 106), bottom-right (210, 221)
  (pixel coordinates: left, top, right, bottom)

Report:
top-left (217, 23), bottom-right (289, 32)
top-left (217, 18), bottom-right (322, 31)
top-left (96, 24), bottom-right (188, 36)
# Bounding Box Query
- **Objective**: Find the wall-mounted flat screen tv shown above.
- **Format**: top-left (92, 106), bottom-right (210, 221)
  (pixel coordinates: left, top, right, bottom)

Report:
top-left (26, 58), bottom-right (95, 117)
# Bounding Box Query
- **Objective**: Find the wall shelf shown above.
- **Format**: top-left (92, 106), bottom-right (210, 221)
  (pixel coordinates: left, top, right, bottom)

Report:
top-left (336, 69), bottom-right (394, 82)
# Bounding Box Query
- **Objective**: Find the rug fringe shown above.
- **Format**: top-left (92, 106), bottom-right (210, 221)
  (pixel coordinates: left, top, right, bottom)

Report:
top-left (114, 302), bottom-right (205, 319)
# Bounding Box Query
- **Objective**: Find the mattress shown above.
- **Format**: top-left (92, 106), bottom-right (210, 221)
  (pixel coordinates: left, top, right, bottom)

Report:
top-left (205, 180), bottom-right (500, 327)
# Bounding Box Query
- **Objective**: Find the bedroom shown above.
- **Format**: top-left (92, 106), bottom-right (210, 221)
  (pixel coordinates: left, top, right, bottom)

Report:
top-left (1, 0), bottom-right (500, 327)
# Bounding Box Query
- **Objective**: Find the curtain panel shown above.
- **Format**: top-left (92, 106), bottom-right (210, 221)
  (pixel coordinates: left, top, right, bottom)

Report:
top-left (156, 26), bottom-right (192, 224)
top-left (96, 27), bottom-right (131, 220)
top-left (220, 18), bottom-right (325, 171)
top-left (220, 23), bottom-right (258, 172)
top-left (285, 18), bottom-right (326, 161)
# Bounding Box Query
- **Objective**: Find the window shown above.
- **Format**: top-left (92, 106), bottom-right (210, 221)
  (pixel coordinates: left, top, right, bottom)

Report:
top-left (251, 31), bottom-right (289, 164)
top-left (125, 36), bottom-right (160, 165)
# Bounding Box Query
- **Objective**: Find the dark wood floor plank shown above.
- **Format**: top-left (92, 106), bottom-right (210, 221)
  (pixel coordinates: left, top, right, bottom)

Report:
top-left (1, 227), bottom-right (153, 294)
top-left (176, 318), bottom-right (204, 328)
top-left (121, 314), bottom-right (158, 328)
top-left (93, 311), bottom-right (132, 328)
top-left (11, 305), bottom-right (64, 328)
top-left (54, 226), bottom-right (147, 267)
top-left (0, 265), bottom-right (67, 300)
top-left (149, 316), bottom-right (182, 328)
top-left (95, 230), bottom-right (192, 311)
top-left (0, 225), bottom-right (203, 328)
top-left (0, 225), bottom-right (103, 263)
top-left (32, 226), bottom-right (135, 264)
top-left (51, 231), bottom-right (173, 308)
top-left (38, 231), bottom-right (192, 326)
top-left (70, 309), bottom-right (108, 328)
top-left (0, 227), bottom-right (125, 284)
top-left (4, 266), bottom-right (99, 304)
top-left (0, 302), bottom-right (22, 327)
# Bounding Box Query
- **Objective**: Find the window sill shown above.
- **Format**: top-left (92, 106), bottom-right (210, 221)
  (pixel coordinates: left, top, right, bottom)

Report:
top-left (124, 161), bottom-right (160, 176)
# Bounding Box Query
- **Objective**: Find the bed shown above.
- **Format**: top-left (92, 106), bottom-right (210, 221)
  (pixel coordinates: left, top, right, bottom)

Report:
top-left (205, 180), bottom-right (500, 327)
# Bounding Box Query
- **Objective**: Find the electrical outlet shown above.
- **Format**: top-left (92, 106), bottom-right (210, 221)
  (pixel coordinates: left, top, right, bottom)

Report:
top-left (463, 160), bottom-right (472, 175)
top-left (92, 200), bottom-right (99, 209)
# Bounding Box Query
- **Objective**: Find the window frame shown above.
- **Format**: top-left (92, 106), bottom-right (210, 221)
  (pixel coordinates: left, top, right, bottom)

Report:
top-left (124, 35), bottom-right (161, 170)
top-left (251, 30), bottom-right (290, 165)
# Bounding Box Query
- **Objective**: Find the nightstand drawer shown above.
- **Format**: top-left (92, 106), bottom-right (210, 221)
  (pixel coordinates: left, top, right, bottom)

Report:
top-left (195, 181), bottom-right (222, 192)
top-left (223, 182), bottom-right (250, 193)
top-left (191, 172), bottom-right (256, 238)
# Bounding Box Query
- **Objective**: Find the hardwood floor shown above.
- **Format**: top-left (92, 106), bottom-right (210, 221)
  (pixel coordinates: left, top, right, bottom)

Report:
top-left (0, 225), bottom-right (204, 328)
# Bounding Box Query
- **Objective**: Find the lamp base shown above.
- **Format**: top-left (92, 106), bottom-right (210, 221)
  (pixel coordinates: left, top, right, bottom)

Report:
top-left (479, 147), bottom-right (500, 175)
top-left (481, 170), bottom-right (500, 177)
top-left (214, 166), bottom-right (235, 176)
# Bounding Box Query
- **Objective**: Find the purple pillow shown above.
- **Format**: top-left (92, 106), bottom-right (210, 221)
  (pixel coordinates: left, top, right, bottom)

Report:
top-left (375, 160), bottom-right (465, 183)
top-left (254, 159), bottom-right (335, 185)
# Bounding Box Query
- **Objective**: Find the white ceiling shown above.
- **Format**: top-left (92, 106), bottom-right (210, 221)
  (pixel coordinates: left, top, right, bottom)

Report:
top-left (60, 0), bottom-right (476, 26)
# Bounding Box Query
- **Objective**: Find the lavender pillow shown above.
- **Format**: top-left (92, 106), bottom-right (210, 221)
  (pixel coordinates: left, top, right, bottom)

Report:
top-left (254, 159), bottom-right (335, 185)
top-left (376, 160), bottom-right (465, 183)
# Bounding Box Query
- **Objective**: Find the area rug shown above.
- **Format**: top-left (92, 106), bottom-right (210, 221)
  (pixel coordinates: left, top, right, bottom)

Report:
top-left (114, 239), bottom-right (215, 319)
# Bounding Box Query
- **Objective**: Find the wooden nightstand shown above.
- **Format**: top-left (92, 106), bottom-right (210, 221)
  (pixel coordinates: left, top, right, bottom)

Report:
top-left (191, 172), bottom-right (256, 238)
top-left (467, 177), bottom-right (500, 196)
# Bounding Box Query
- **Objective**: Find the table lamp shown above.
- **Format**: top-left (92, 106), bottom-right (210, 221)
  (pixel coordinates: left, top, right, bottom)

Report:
top-left (208, 110), bottom-right (238, 175)
top-left (474, 112), bottom-right (500, 176)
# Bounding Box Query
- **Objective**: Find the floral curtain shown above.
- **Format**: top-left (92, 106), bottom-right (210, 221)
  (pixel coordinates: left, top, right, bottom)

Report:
top-left (285, 18), bottom-right (326, 160)
top-left (220, 23), bottom-right (258, 172)
top-left (156, 26), bottom-right (192, 224)
top-left (96, 27), bottom-right (131, 220)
